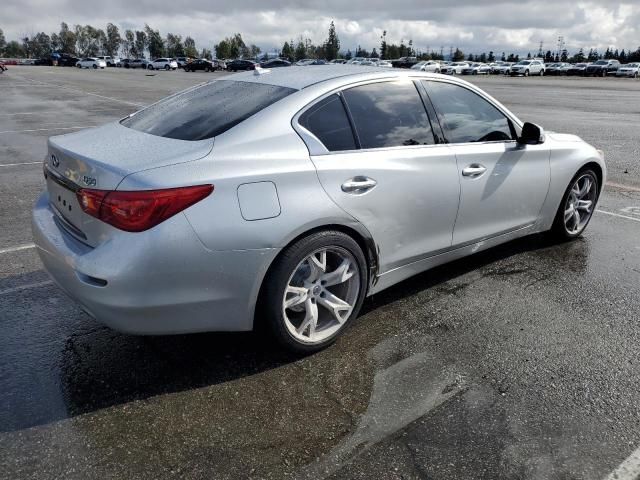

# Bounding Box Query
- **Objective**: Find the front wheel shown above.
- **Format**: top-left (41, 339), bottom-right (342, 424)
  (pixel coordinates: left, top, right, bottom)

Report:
top-left (524, 70), bottom-right (529, 77)
top-left (540, 69), bottom-right (544, 76)
top-left (147, 64), bottom-right (154, 70)
top-left (93, 64), bottom-right (97, 69)
top-left (261, 231), bottom-right (368, 353)
top-left (551, 169), bottom-right (599, 240)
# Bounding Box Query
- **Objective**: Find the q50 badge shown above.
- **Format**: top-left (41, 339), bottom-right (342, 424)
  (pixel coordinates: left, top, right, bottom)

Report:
top-left (82, 176), bottom-right (97, 187)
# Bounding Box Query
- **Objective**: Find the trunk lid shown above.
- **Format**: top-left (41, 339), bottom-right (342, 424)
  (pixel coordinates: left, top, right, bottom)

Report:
top-left (45, 121), bottom-right (214, 247)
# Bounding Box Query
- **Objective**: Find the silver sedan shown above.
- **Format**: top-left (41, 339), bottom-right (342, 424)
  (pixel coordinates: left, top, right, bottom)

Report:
top-left (33, 66), bottom-right (606, 352)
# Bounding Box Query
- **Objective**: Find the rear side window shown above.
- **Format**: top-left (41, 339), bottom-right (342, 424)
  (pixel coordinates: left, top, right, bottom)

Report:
top-left (424, 81), bottom-right (514, 143)
top-left (121, 80), bottom-right (296, 141)
top-left (342, 81), bottom-right (435, 148)
top-left (298, 94), bottom-right (356, 151)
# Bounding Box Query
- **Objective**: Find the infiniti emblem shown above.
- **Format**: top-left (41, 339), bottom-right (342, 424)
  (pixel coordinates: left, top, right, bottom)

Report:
top-left (50, 154), bottom-right (60, 168)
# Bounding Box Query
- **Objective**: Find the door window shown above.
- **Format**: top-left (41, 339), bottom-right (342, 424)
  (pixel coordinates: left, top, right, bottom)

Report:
top-left (342, 81), bottom-right (435, 148)
top-left (424, 81), bottom-right (514, 144)
top-left (298, 94), bottom-right (357, 151)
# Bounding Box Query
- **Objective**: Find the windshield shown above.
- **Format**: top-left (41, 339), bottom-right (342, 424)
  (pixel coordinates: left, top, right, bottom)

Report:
top-left (594, 60), bottom-right (608, 65)
top-left (518, 61), bottom-right (531, 65)
top-left (121, 80), bottom-right (296, 141)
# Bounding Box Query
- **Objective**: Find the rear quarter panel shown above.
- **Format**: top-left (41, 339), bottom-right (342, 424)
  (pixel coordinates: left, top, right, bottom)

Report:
top-left (116, 100), bottom-right (362, 252)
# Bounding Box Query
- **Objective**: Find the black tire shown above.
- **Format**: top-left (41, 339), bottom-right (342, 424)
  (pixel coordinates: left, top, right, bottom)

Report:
top-left (93, 64), bottom-right (97, 69)
top-left (261, 230), bottom-right (368, 354)
top-left (147, 64), bottom-right (154, 70)
top-left (524, 70), bottom-right (529, 77)
top-left (550, 168), bottom-right (600, 240)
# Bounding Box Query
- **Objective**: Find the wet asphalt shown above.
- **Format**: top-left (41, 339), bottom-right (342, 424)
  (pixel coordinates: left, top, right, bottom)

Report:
top-left (0, 67), bottom-right (639, 479)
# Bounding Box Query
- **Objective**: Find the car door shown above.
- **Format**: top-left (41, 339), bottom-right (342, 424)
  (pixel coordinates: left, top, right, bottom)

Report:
top-left (296, 80), bottom-right (460, 273)
top-left (422, 80), bottom-right (550, 246)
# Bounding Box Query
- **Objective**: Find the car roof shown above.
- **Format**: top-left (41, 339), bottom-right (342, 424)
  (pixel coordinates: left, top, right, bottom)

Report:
top-left (229, 65), bottom-right (393, 90)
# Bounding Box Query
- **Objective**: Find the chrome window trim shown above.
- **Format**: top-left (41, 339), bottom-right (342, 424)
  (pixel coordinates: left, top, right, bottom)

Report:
top-left (292, 77), bottom-right (445, 156)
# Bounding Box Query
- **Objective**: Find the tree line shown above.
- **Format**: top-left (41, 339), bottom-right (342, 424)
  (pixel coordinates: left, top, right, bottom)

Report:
top-left (2, 22), bottom-right (640, 64)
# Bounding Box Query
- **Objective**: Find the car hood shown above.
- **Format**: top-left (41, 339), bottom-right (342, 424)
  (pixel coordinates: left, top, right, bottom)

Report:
top-left (47, 121), bottom-right (214, 190)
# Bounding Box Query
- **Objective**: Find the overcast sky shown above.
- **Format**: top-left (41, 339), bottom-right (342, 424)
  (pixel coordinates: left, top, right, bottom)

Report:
top-left (3, 0), bottom-right (639, 55)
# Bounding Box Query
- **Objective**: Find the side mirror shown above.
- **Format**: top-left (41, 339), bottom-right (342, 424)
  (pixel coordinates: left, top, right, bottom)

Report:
top-left (518, 122), bottom-right (545, 145)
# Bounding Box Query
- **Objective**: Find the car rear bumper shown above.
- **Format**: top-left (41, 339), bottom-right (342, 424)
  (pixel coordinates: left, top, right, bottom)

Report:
top-left (32, 192), bottom-right (279, 335)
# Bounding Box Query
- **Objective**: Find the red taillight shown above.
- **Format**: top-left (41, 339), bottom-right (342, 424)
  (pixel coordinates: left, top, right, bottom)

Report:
top-left (76, 185), bottom-right (213, 232)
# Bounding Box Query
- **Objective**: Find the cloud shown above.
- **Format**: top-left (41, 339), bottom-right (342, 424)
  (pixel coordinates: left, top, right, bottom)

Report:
top-left (2, 1), bottom-right (639, 55)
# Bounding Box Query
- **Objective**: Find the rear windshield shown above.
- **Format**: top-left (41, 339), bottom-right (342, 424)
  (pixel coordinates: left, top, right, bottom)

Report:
top-left (121, 80), bottom-right (296, 141)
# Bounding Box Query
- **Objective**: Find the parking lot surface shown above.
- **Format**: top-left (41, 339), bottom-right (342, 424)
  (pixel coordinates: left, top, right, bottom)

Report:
top-left (1, 66), bottom-right (640, 479)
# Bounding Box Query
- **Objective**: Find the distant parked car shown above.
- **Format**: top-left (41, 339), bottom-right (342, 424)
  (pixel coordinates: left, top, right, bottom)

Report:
top-left (296, 59), bottom-right (327, 66)
top-left (546, 62), bottom-right (572, 75)
top-left (125, 58), bottom-right (151, 69)
top-left (495, 62), bottom-right (514, 75)
top-left (462, 63), bottom-right (491, 75)
top-left (391, 56), bottom-right (418, 68)
top-left (441, 62), bottom-right (469, 75)
top-left (213, 59), bottom-right (226, 70)
top-left (615, 63), bottom-right (640, 78)
top-left (377, 60), bottom-right (393, 68)
top-left (585, 59), bottom-right (620, 77)
top-left (226, 59), bottom-right (257, 71)
top-left (411, 61), bottom-right (441, 73)
top-left (176, 57), bottom-right (192, 68)
top-left (76, 57), bottom-right (107, 69)
top-left (510, 60), bottom-right (545, 76)
top-left (567, 63), bottom-right (589, 76)
top-left (183, 58), bottom-right (217, 72)
top-left (347, 57), bottom-right (366, 65)
top-left (260, 58), bottom-right (292, 68)
top-left (55, 54), bottom-right (80, 67)
top-left (150, 58), bottom-right (178, 70)
top-left (97, 56), bottom-right (120, 67)
top-left (329, 59), bottom-right (347, 64)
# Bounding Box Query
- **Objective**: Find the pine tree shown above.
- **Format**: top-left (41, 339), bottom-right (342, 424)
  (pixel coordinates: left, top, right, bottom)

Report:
top-left (324, 21), bottom-right (340, 60)
top-left (380, 30), bottom-right (387, 60)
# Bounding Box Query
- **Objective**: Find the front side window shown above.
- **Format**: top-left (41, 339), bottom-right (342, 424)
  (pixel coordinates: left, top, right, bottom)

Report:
top-left (424, 81), bottom-right (514, 144)
top-left (298, 94), bottom-right (356, 152)
top-left (122, 80), bottom-right (295, 141)
top-left (342, 81), bottom-right (435, 148)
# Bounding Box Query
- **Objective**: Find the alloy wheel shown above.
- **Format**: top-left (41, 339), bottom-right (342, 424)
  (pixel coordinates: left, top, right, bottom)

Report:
top-left (282, 247), bottom-right (360, 344)
top-left (564, 173), bottom-right (597, 235)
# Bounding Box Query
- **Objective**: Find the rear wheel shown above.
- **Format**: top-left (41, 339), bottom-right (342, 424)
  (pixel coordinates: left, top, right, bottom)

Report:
top-left (262, 231), bottom-right (367, 353)
top-left (147, 64), bottom-right (154, 70)
top-left (92, 64), bottom-right (97, 69)
top-left (164, 64), bottom-right (170, 70)
top-left (551, 169), bottom-right (599, 240)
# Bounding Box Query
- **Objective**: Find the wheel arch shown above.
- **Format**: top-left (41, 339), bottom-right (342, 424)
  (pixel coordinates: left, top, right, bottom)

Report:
top-left (253, 223), bottom-right (379, 329)
top-left (580, 161), bottom-right (604, 194)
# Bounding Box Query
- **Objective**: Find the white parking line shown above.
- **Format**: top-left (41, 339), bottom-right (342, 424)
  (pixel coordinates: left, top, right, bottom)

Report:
top-left (0, 162), bottom-right (42, 167)
top-left (606, 182), bottom-right (640, 193)
top-left (604, 445), bottom-right (640, 480)
top-left (0, 126), bottom-right (92, 134)
top-left (0, 244), bottom-right (35, 254)
top-left (0, 280), bottom-right (53, 297)
top-left (597, 209), bottom-right (640, 223)
top-left (11, 74), bottom-right (145, 107)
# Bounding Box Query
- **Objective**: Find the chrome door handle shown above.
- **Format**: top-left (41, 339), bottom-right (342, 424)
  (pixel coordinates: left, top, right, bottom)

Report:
top-left (341, 176), bottom-right (377, 194)
top-left (462, 164), bottom-right (487, 177)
